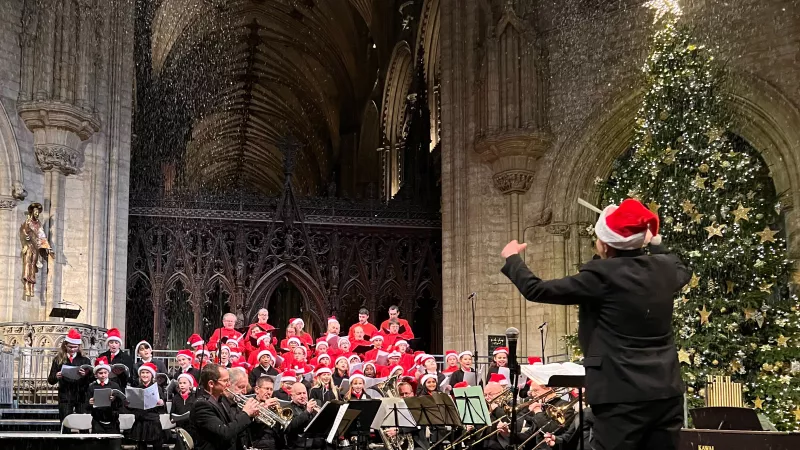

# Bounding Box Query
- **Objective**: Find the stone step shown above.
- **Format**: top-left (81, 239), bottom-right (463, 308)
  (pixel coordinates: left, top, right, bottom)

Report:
top-left (0, 408), bottom-right (60, 419)
top-left (0, 418), bottom-right (62, 432)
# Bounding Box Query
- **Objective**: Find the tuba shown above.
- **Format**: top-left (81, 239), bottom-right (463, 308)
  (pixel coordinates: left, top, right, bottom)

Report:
top-left (377, 374), bottom-right (400, 398)
top-left (226, 388), bottom-right (293, 428)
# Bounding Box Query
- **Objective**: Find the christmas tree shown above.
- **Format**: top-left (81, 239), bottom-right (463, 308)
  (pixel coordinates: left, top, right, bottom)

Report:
top-left (596, 0), bottom-right (800, 430)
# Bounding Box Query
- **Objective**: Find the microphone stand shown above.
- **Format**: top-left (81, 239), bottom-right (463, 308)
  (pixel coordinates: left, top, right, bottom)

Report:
top-left (539, 324), bottom-right (546, 364)
top-left (506, 327), bottom-right (520, 450)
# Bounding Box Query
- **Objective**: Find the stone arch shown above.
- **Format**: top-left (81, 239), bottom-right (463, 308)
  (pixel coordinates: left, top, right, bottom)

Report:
top-left (246, 263), bottom-right (326, 330)
top-left (545, 72), bottom-right (800, 257)
top-left (381, 41), bottom-right (414, 198)
top-left (0, 99), bottom-right (23, 200)
top-left (415, 0), bottom-right (440, 149)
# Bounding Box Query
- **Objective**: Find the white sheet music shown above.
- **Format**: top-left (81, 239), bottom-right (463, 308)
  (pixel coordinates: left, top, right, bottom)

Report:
top-left (521, 362), bottom-right (585, 385)
top-left (371, 398), bottom-right (416, 429)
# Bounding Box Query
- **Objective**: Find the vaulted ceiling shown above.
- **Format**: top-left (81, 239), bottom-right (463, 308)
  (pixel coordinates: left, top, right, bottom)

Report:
top-left (149, 0), bottom-right (391, 195)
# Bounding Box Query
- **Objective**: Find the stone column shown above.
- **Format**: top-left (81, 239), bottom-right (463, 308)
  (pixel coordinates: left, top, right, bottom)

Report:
top-left (475, 131), bottom-right (550, 353)
top-left (17, 104), bottom-right (99, 313)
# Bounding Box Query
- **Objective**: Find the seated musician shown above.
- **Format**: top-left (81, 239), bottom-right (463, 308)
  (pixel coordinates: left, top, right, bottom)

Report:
top-left (349, 308), bottom-right (379, 340)
top-left (542, 402), bottom-right (595, 449)
top-left (208, 313), bottom-right (244, 351)
top-left (442, 351), bottom-right (459, 375)
top-left (285, 383), bottom-right (323, 450)
top-left (447, 351), bottom-right (476, 388)
top-left (249, 346), bottom-right (279, 389)
top-left (379, 305), bottom-right (414, 339)
top-left (170, 373), bottom-right (197, 436)
top-left (191, 363), bottom-right (259, 450)
top-left (345, 370), bottom-right (370, 400)
top-left (274, 369), bottom-right (296, 401)
top-left (384, 381), bottom-right (431, 450)
top-left (248, 376), bottom-right (284, 450)
top-left (309, 365), bottom-right (338, 405)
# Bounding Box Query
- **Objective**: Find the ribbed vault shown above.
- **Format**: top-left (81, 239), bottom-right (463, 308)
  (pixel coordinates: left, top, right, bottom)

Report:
top-left (151, 0), bottom-right (376, 195)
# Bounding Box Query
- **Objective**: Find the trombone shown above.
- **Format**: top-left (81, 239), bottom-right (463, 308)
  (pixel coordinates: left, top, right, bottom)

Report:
top-left (519, 397), bottom-right (582, 449)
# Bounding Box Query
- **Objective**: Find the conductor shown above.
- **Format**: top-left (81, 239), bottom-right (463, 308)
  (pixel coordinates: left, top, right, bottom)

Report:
top-left (500, 198), bottom-right (690, 450)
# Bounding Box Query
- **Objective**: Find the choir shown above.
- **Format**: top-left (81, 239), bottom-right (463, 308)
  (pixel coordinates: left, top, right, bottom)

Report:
top-left (47, 305), bottom-right (589, 450)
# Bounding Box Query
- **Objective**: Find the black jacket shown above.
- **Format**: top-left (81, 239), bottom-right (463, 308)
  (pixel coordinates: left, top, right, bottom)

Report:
top-left (285, 402), bottom-right (325, 450)
top-left (191, 394), bottom-right (253, 450)
top-left (248, 405), bottom-right (285, 450)
top-left (168, 367), bottom-right (201, 397)
top-left (47, 354), bottom-right (93, 404)
top-left (86, 379), bottom-right (124, 423)
top-left (501, 245), bottom-right (690, 405)
top-left (249, 365), bottom-right (279, 389)
top-left (98, 350), bottom-right (137, 387)
top-left (309, 385), bottom-right (337, 405)
top-left (171, 390), bottom-right (198, 435)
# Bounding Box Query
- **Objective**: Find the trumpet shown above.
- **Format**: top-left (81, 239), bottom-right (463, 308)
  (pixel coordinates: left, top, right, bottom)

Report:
top-left (226, 388), bottom-right (293, 428)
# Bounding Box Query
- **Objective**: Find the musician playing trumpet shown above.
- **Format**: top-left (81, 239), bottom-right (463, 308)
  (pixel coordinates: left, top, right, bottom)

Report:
top-left (285, 383), bottom-right (324, 450)
top-left (248, 377), bottom-right (284, 450)
top-left (191, 364), bottom-right (259, 450)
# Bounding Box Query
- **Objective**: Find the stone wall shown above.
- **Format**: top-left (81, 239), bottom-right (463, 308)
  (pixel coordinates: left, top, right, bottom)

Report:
top-left (0, 0), bottom-right (134, 334)
top-left (440, 0), bottom-right (800, 357)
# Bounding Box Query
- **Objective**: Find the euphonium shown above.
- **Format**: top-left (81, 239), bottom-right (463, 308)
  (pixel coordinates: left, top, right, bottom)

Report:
top-left (377, 374), bottom-right (400, 398)
top-left (226, 388), bottom-right (293, 428)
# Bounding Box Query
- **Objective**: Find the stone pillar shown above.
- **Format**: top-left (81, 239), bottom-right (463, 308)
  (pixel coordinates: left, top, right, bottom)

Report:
top-left (475, 131), bottom-right (550, 352)
top-left (17, 104), bottom-right (99, 313)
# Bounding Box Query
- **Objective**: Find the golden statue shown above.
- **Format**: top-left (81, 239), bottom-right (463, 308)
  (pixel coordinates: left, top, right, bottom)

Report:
top-left (19, 203), bottom-right (52, 298)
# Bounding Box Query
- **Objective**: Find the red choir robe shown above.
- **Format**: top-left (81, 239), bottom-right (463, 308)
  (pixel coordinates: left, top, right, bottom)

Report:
top-left (207, 328), bottom-right (243, 351)
top-left (379, 318), bottom-right (415, 340)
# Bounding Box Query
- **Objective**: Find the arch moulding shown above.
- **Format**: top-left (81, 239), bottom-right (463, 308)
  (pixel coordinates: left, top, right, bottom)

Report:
top-left (545, 71), bottom-right (800, 258)
top-left (246, 263), bottom-right (327, 330)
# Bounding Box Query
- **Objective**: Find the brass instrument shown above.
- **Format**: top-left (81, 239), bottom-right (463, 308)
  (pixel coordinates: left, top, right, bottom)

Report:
top-left (543, 396), bottom-right (579, 426)
top-left (376, 374), bottom-right (400, 398)
top-left (226, 388), bottom-right (293, 428)
top-left (378, 428), bottom-right (415, 450)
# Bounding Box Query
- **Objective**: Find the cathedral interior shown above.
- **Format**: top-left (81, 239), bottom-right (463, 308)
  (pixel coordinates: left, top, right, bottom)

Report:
top-left (1, 0), bottom-right (799, 361)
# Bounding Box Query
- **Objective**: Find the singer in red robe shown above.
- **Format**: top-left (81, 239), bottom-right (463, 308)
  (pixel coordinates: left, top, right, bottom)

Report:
top-left (379, 305), bottom-right (414, 339)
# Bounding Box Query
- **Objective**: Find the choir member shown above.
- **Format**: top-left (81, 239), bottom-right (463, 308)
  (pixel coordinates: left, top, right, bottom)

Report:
top-left (383, 319), bottom-right (404, 348)
top-left (344, 371), bottom-right (370, 400)
top-left (207, 313), bottom-right (244, 351)
top-left (170, 373), bottom-right (197, 436)
top-left (87, 357), bottom-right (124, 433)
top-left (98, 328), bottom-right (136, 387)
top-left (191, 364), bottom-right (259, 450)
top-left (325, 316), bottom-right (341, 337)
top-left (379, 305), bottom-right (414, 339)
top-left (134, 340), bottom-right (168, 375)
top-left (249, 308), bottom-right (276, 335)
top-left (48, 329), bottom-right (92, 421)
top-left (332, 356), bottom-right (349, 387)
top-left (274, 369), bottom-right (297, 401)
top-left (447, 351), bottom-right (476, 388)
top-left (442, 350), bottom-right (459, 375)
top-left (363, 361), bottom-right (378, 378)
top-left (309, 365), bottom-right (338, 405)
top-left (348, 308), bottom-right (378, 340)
top-left (280, 326), bottom-right (297, 352)
top-left (418, 355), bottom-right (445, 386)
top-left (249, 346), bottom-right (279, 389)
top-left (312, 340), bottom-right (329, 358)
top-left (487, 347), bottom-right (508, 377)
top-left (418, 373), bottom-right (439, 396)
top-left (364, 334), bottom-right (385, 361)
top-left (130, 362), bottom-right (167, 450)
top-left (218, 345), bottom-right (232, 368)
top-left (290, 317), bottom-right (314, 347)
top-left (187, 333), bottom-right (205, 351)
top-left (168, 350), bottom-right (201, 397)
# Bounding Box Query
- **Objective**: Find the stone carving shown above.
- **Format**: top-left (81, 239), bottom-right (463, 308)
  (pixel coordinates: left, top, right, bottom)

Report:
top-left (0, 196), bottom-right (16, 210)
top-left (12, 181), bottom-right (27, 200)
top-left (492, 170), bottom-right (535, 195)
top-left (546, 223), bottom-right (571, 238)
top-left (34, 144), bottom-right (85, 175)
top-left (576, 222), bottom-right (594, 238)
top-left (19, 203), bottom-right (53, 298)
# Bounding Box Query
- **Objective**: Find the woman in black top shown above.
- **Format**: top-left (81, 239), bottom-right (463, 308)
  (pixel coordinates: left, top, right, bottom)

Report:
top-left (130, 362), bottom-right (167, 450)
top-left (309, 366), bottom-right (338, 405)
top-left (332, 356), bottom-right (349, 387)
top-left (47, 329), bottom-right (93, 422)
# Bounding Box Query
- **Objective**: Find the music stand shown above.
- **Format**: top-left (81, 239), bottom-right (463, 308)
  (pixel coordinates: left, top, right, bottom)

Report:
top-left (49, 307), bottom-right (80, 322)
top-left (547, 375), bottom-right (586, 450)
top-left (371, 398), bottom-right (416, 429)
top-left (345, 399), bottom-right (383, 450)
top-left (690, 407), bottom-right (763, 431)
top-left (408, 394), bottom-right (463, 449)
top-left (305, 400), bottom-right (360, 444)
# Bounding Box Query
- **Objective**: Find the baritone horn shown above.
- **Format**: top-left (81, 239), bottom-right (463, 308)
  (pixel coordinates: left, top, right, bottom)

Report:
top-left (226, 388), bottom-right (293, 428)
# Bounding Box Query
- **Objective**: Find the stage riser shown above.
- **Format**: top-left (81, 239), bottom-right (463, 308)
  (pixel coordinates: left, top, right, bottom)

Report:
top-left (680, 430), bottom-right (800, 450)
top-left (0, 435), bottom-right (122, 450)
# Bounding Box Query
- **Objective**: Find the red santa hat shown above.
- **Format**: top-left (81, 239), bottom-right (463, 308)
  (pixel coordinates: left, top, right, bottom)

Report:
top-left (363, 361), bottom-right (376, 372)
top-left (255, 331), bottom-right (270, 344)
top-left (316, 353), bottom-right (331, 362)
top-left (227, 340), bottom-right (240, 350)
top-left (527, 356), bottom-right (543, 365)
top-left (65, 329), bottom-right (82, 345)
top-left (177, 349), bottom-right (194, 361)
top-left (488, 373), bottom-right (508, 385)
top-left (139, 362), bottom-right (157, 377)
top-left (349, 370), bottom-right (366, 383)
top-left (389, 365), bottom-right (405, 377)
top-left (445, 350), bottom-right (458, 361)
top-left (287, 337), bottom-right (302, 347)
top-left (453, 381), bottom-right (469, 389)
top-left (327, 316), bottom-right (338, 324)
top-left (458, 350), bottom-right (473, 359)
top-left (257, 346), bottom-right (275, 362)
top-left (315, 365), bottom-right (332, 376)
top-left (280, 369), bottom-right (297, 381)
top-left (335, 356), bottom-right (349, 366)
top-left (370, 334), bottom-right (384, 342)
top-left (388, 351), bottom-right (402, 359)
top-left (233, 361), bottom-right (250, 371)
top-left (338, 337), bottom-right (350, 347)
top-left (106, 328), bottom-right (122, 344)
top-left (291, 317), bottom-right (305, 327)
top-left (419, 354), bottom-right (435, 365)
top-left (187, 333), bottom-right (205, 348)
top-left (315, 340), bottom-right (329, 348)
top-left (594, 198), bottom-right (661, 250)
top-left (94, 356), bottom-right (111, 374)
top-left (493, 347), bottom-right (509, 356)
top-left (394, 340), bottom-right (408, 348)
top-left (177, 373), bottom-right (198, 387)
top-left (292, 365), bottom-right (306, 375)
top-left (348, 354), bottom-right (362, 363)
top-left (195, 349), bottom-right (211, 358)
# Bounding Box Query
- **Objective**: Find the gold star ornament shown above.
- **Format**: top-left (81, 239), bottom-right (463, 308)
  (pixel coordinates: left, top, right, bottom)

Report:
top-left (681, 200), bottom-right (695, 214)
top-left (732, 203), bottom-right (751, 223)
top-left (647, 201), bottom-right (661, 214)
top-left (777, 335), bottom-right (789, 347)
top-left (754, 397), bottom-right (764, 410)
top-left (698, 305), bottom-right (711, 326)
top-left (692, 174), bottom-right (707, 189)
top-left (757, 227), bottom-right (777, 243)
top-left (704, 222), bottom-right (725, 239)
top-left (689, 273), bottom-right (700, 289)
top-left (677, 349), bottom-right (691, 364)
top-left (712, 178), bottom-right (726, 191)
top-left (726, 280), bottom-right (735, 294)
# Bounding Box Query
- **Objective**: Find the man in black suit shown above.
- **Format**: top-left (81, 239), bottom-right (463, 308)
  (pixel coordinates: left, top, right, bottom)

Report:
top-left (501, 198), bottom-right (690, 450)
top-left (191, 363), bottom-right (260, 450)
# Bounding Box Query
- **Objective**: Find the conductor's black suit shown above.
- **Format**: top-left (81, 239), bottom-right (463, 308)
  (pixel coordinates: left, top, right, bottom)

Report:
top-left (502, 245), bottom-right (690, 450)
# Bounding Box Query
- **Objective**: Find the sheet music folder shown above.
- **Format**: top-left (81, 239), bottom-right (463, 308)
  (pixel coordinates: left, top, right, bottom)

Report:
top-left (49, 307), bottom-right (80, 319)
top-left (690, 407), bottom-right (763, 431)
top-left (305, 400), bottom-right (361, 444)
top-left (546, 375), bottom-right (585, 388)
top-left (343, 399), bottom-right (382, 436)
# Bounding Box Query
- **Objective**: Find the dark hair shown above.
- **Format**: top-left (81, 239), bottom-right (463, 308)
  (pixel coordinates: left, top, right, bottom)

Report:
top-left (358, 308), bottom-right (369, 315)
top-left (389, 305), bottom-right (399, 312)
top-left (256, 376), bottom-right (274, 388)
top-left (199, 363), bottom-right (223, 391)
top-left (389, 318), bottom-right (400, 326)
